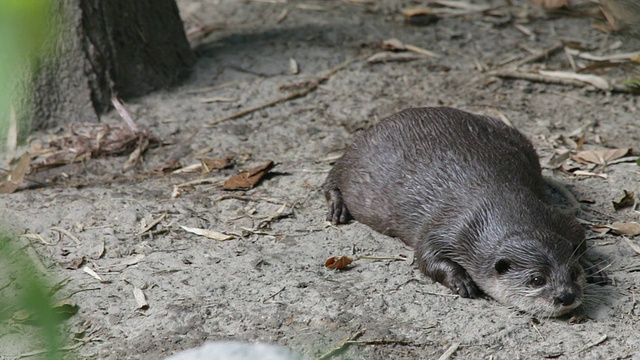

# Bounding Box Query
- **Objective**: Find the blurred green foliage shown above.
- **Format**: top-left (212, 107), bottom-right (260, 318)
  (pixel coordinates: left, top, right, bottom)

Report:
top-left (0, 0), bottom-right (54, 148)
top-left (0, 1), bottom-right (67, 359)
top-left (0, 233), bottom-right (64, 360)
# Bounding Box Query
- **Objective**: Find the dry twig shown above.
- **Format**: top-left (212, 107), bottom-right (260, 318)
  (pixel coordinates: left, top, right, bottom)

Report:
top-left (503, 43), bottom-right (563, 69)
top-left (437, 342), bottom-right (461, 360)
top-left (136, 212), bottom-right (168, 236)
top-left (208, 56), bottom-right (364, 126)
top-left (316, 329), bottom-right (366, 360)
top-left (486, 70), bottom-right (637, 93)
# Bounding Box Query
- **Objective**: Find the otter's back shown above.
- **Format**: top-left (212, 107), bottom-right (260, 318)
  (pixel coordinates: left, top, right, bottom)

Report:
top-left (329, 107), bottom-right (544, 240)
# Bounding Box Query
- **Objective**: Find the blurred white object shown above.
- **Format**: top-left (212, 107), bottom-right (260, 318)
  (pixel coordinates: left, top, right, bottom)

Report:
top-left (165, 342), bottom-right (305, 360)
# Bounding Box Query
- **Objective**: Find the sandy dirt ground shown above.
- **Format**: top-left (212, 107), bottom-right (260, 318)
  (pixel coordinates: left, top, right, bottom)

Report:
top-left (1, 0), bottom-right (640, 359)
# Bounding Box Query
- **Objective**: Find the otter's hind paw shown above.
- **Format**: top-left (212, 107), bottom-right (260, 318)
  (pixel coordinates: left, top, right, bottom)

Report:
top-left (325, 189), bottom-right (351, 224)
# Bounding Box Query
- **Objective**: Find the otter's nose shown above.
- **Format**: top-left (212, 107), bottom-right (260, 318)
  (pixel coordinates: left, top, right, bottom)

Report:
top-left (554, 293), bottom-right (576, 306)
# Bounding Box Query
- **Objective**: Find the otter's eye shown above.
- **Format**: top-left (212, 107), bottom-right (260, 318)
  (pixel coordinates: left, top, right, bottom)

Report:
top-left (530, 276), bottom-right (546, 287)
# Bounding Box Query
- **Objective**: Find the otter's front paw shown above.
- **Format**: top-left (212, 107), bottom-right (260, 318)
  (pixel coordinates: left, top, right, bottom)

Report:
top-left (446, 270), bottom-right (481, 298)
top-left (325, 189), bottom-right (351, 224)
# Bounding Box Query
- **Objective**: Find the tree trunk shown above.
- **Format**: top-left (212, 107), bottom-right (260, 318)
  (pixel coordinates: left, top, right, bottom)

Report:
top-left (29, 0), bottom-right (195, 130)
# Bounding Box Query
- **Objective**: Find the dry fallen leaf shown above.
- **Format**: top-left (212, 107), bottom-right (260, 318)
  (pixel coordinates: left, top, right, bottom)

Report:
top-left (612, 190), bottom-right (635, 211)
top-left (11, 310), bottom-right (32, 323)
top-left (201, 155), bottom-right (235, 173)
top-left (572, 170), bottom-right (608, 179)
top-left (119, 254), bottom-right (146, 267)
top-left (401, 7), bottom-right (439, 26)
top-left (149, 159), bottom-right (181, 173)
top-left (222, 160), bottom-right (274, 190)
top-left (11, 299), bottom-right (78, 323)
top-left (381, 38), bottom-right (439, 57)
top-left (623, 237), bottom-right (640, 255)
top-left (325, 256), bottom-right (355, 270)
top-left (180, 225), bottom-right (236, 241)
top-left (200, 97), bottom-right (237, 103)
top-left (52, 299), bottom-right (79, 319)
top-left (133, 287), bottom-right (149, 310)
top-left (289, 58), bottom-right (299, 75)
top-left (591, 225), bottom-right (610, 234)
top-left (82, 266), bottom-right (104, 282)
top-left (608, 222), bottom-right (640, 236)
top-left (0, 152), bottom-right (30, 194)
top-left (30, 119), bottom-right (160, 171)
top-left (59, 256), bottom-right (85, 270)
top-left (538, 70), bottom-right (611, 90)
top-left (600, 0), bottom-right (640, 32)
top-left (367, 52), bottom-right (426, 64)
top-left (533, 0), bottom-right (570, 10)
top-left (545, 150), bottom-right (571, 169)
top-left (574, 148), bottom-right (632, 165)
top-left (172, 163), bottom-right (203, 174)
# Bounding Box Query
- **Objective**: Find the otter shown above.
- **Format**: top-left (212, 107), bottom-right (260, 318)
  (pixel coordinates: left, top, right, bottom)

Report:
top-left (323, 107), bottom-right (607, 317)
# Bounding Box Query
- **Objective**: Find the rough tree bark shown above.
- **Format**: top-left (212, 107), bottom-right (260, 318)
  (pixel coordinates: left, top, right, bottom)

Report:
top-left (30, 0), bottom-right (195, 130)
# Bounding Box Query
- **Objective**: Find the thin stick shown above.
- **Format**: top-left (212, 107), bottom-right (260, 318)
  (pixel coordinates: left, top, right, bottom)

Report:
top-left (208, 56), bottom-right (363, 126)
top-left (17, 342), bottom-right (84, 359)
top-left (437, 342), bottom-right (461, 360)
top-left (214, 194), bottom-right (290, 206)
top-left (575, 334), bottom-right (607, 354)
top-left (346, 339), bottom-right (415, 345)
top-left (358, 255), bottom-right (407, 261)
top-left (111, 97), bottom-right (139, 132)
top-left (136, 212), bottom-right (168, 236)
top-left (175, 177), bottom-right (223, 187)
top-left (51, 226), bottom-right (82, 245)
top-left (262, 286), bottom-right (286, 303)
top-left (316, 329), bottom-right (366, 360)
top-left (486, 70), bottom-right (637, 93)
top-left (505, 43), bottom-right (563, 69)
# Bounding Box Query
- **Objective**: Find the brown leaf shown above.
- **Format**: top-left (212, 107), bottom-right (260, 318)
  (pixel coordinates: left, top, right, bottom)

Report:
top-left (533, 0), bottom-right (570, 9)
top-left (576, 133), bottom-right (585, 150)
top-left (201, 155), bottom-right (235, 173)
top-left (612, 190), bottom-right (635, 211)
top-left (222, 161), bottom-right (274, 190)
top-left (149, 159), bottom-right (181, 173)
top-left (59, 256), bottom-right (85, 270)
top-left (382, 38), bottom-right (407, 51)
top-left (325, 256), bottom-right (355, 270)
top-left (0, 152), bottom-right (30, 194)
top-left (608, 222), bottom-right (640, 236)
top-left (401, 7), bottom-right (436, 17)
top-left (573, 148), bottom-right (632, 165)
top-left (401, 7), bottom-right (438, 26)
top-left (591, 225), bottom-right (610, 234)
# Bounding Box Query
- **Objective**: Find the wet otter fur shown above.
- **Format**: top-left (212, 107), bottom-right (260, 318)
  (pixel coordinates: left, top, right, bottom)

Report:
top-left (323, 107), bottom-right (607, 317)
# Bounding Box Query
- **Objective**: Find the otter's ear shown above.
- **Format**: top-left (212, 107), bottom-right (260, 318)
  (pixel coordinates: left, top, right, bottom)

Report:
top-left (495, 259), bottom-right (511, 275)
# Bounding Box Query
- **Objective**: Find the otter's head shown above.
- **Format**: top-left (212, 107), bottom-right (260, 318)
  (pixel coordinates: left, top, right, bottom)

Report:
top-left (481, 234), bottom-right (586, 318)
